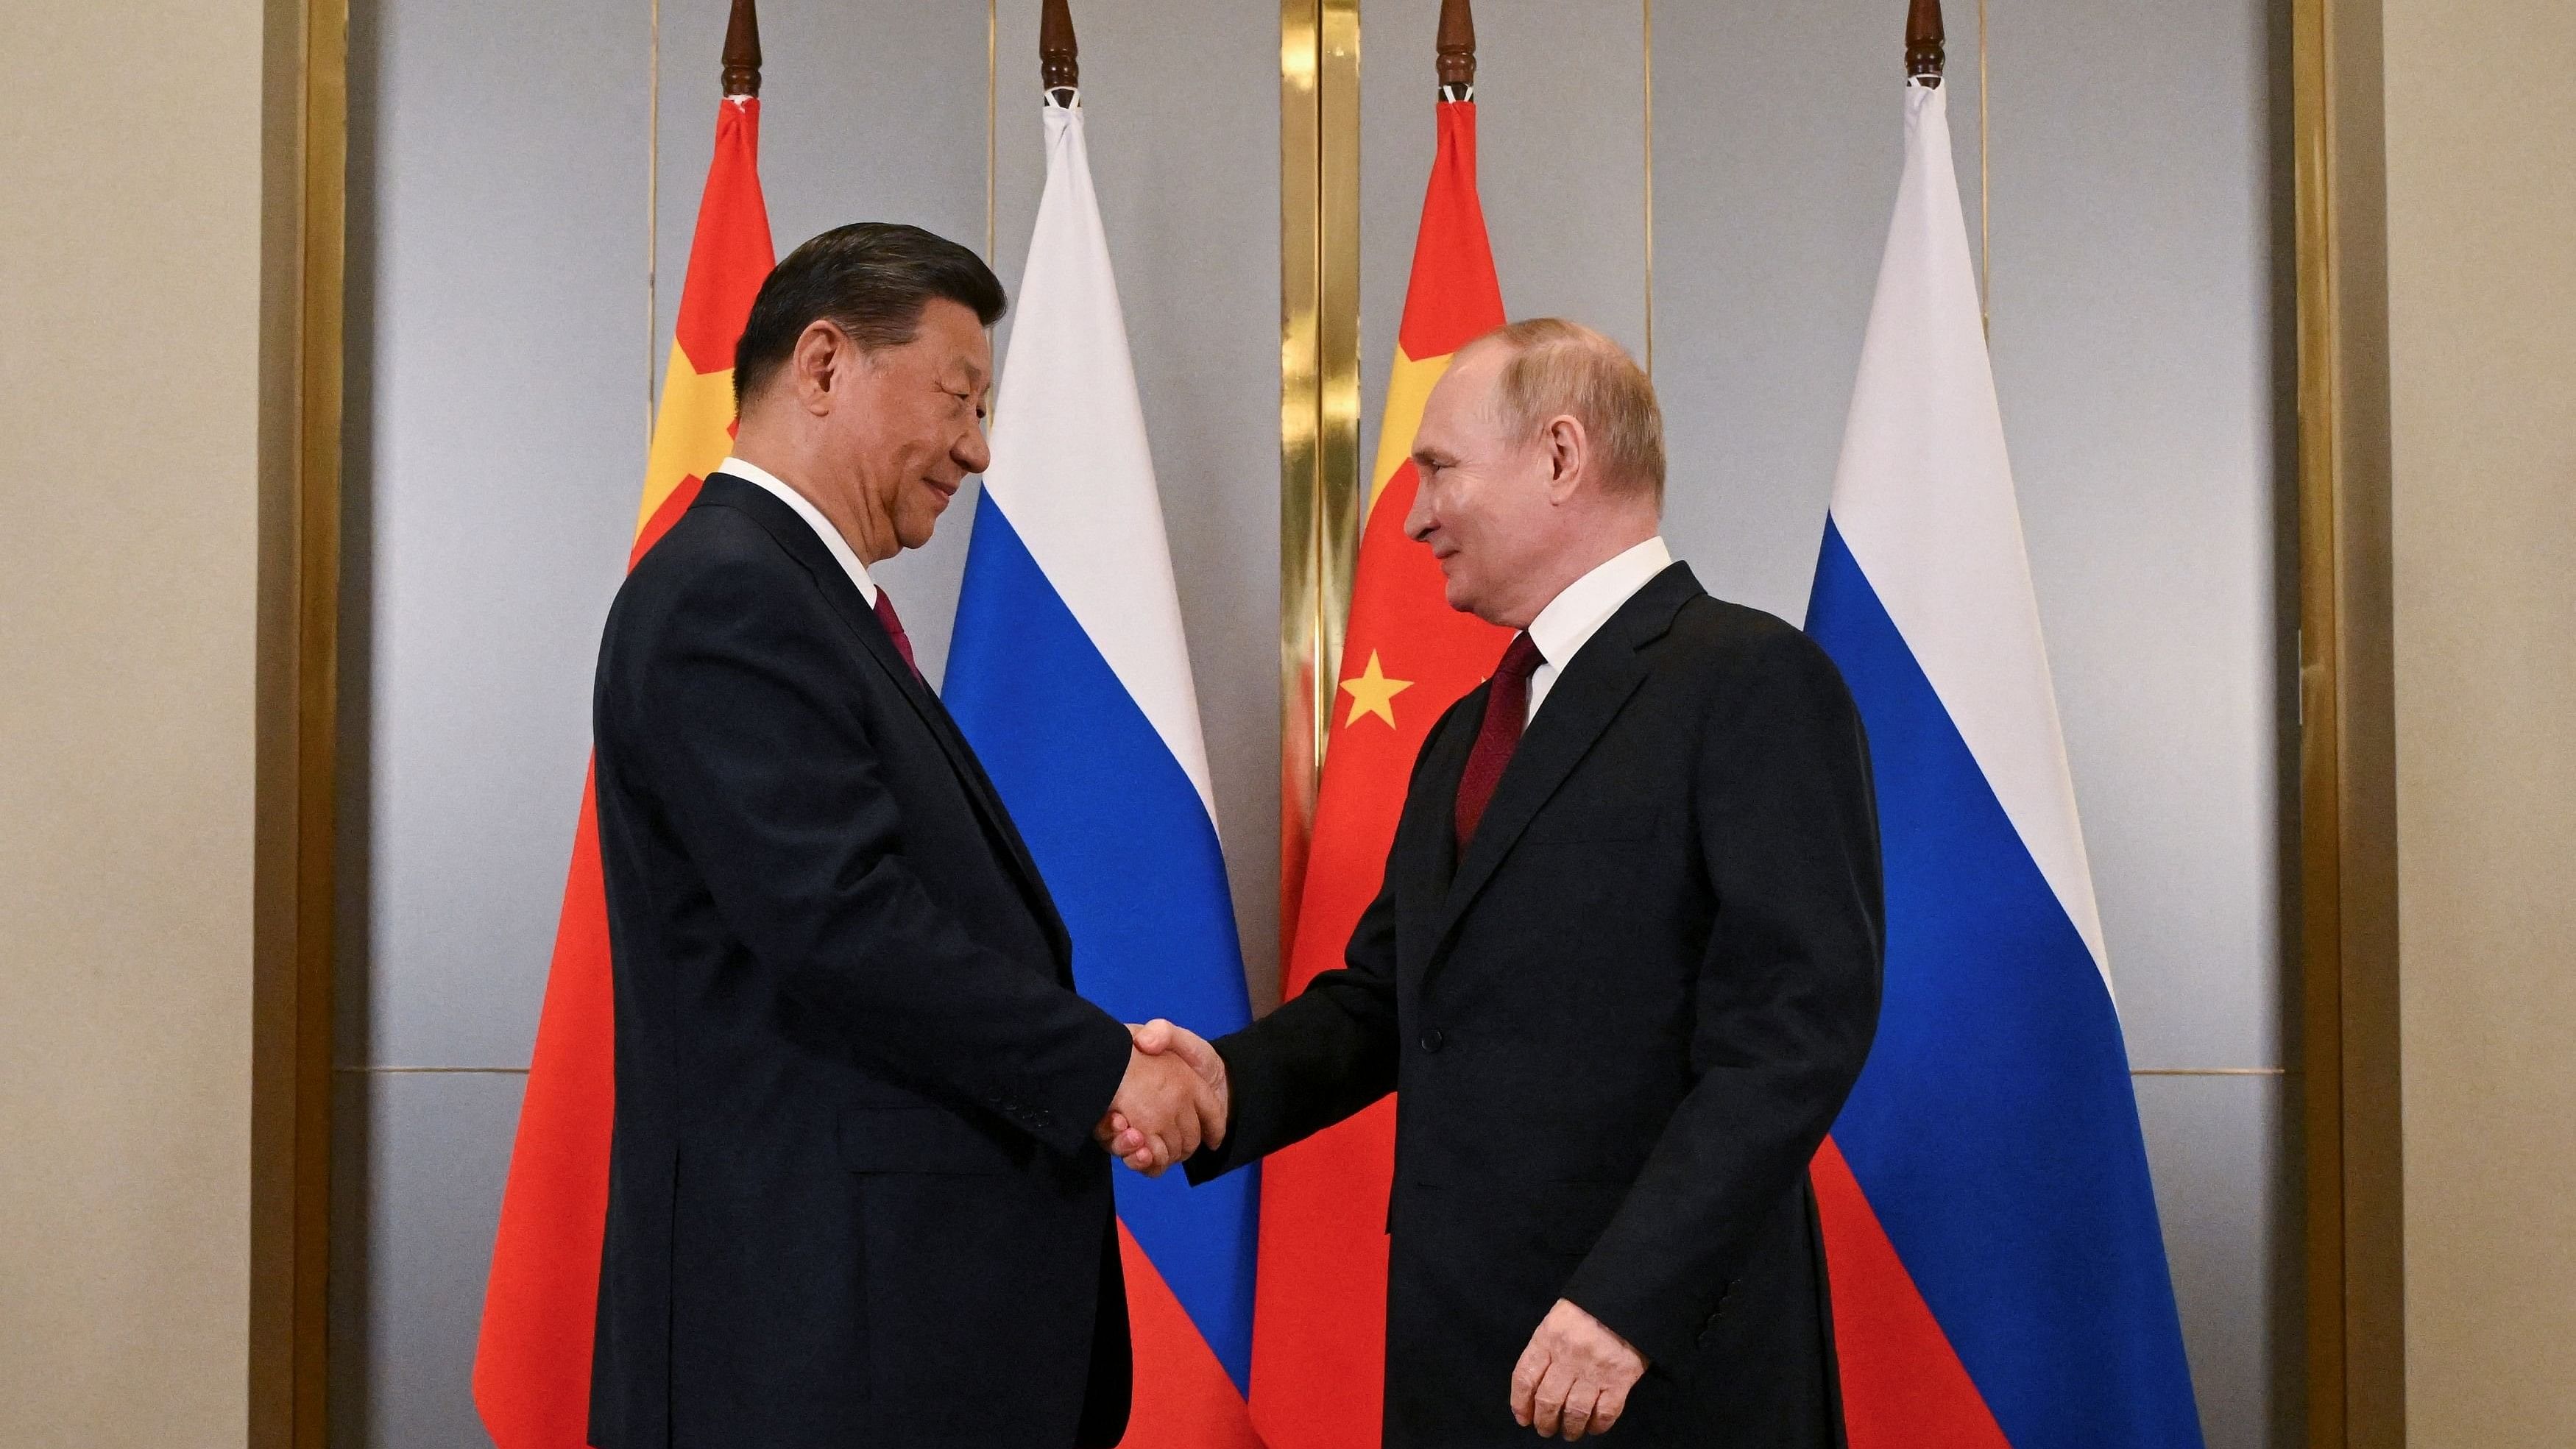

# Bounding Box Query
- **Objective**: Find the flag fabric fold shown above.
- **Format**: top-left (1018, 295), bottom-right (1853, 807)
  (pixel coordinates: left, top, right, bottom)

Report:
top-left (1804, 78), bottom-right (2204, 1449)
top-left (475, 93), bottom-right (774, 1449)
top-left (942, 93), bottom-right (1262, 1449)
top-left (1248, 98), bottom-right (1512, 1449)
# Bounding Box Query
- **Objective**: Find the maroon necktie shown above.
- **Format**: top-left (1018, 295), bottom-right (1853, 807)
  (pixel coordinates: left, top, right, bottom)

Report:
top-left (1454, 632), bottom-right (1544, 848)
top-left (873, 588), bottom-right (921, 680)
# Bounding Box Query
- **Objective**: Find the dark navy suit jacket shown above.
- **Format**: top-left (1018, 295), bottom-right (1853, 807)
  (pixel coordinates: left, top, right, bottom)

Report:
top-left (587, 473), bottom-right (1136, 1449)
top-left (1192, 564), bottom-right (1884, 1447)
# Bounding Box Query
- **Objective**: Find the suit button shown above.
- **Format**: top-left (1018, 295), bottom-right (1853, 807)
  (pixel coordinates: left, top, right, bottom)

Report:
top-left (1419, 1028), bottom-right (1446, 1053)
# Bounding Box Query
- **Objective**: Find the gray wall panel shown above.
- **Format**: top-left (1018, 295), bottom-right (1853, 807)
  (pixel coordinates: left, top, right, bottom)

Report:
top-left (1986, 0), bottom-right (2287, 1074)
top-left (329, 1072), bottom-right (522, 1449)
top-left (347, 0), bottom-right (648, 1070)
top-left (1650, 0), bottom-right (1981, 626)
top-left (2136, 1074), bottom-right (2301, 1448)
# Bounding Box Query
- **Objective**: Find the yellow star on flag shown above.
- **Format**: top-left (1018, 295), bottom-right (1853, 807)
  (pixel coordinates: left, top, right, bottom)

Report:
top-left (1338, 650), bottom-right (1414, 729)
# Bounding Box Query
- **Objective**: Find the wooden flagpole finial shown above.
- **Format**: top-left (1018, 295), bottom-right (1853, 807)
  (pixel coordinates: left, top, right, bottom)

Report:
top-left (1906, 0), bottom-right (1946, 84)
top-left (1437, 0), bottom-right (1476, 94)
top-left (1041, 0), bottom-right (1080, 93)
top-left (721, 0), bottom-right (762, 97)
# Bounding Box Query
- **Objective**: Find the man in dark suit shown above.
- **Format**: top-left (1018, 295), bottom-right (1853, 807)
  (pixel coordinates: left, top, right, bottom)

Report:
top-left (587, 222), bottom-right (1222, 1449)
top-left (1128, 319), bottom-right (1884, 1445)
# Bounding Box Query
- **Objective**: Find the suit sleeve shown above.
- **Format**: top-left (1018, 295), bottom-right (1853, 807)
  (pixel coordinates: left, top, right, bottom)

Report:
top-left (1184, 695), bottom-right (1476, 1183)
top-left (626, 554), bottom-right (1133, 1157)
top-left (1562, 628), bottom-right (1884, 1367)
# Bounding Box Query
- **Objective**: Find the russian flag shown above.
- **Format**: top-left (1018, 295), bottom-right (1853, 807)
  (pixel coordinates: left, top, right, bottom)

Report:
top-left (1803, 77), bottom-right (2205, 1448)
top-left (944, 91), bottom-right (1263, 1449)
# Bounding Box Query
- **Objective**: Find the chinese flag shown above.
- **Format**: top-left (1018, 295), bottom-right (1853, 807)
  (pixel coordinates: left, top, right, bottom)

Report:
top-left (1250, 99), bottom-right (1510, 1449)
top-left (473, 94), bottom-right (774, 1449)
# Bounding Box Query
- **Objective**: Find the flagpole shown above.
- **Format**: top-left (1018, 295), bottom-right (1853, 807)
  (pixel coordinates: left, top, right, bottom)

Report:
top-left (1906, 0), bottom-right (1945, 84)
top-left (1041, 0), bottom-right (1078, 96)
top-left (1437, 0), bottom-right (1475, 99)
top-left (722, 0), bottom-right (761, 98)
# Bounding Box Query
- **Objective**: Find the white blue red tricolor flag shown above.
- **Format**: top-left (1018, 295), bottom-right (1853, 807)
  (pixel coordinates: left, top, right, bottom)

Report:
top-left (944, 92), bottom-right (1264, 1449)
top-left (1803, 78), bottom-right (2206, 1449)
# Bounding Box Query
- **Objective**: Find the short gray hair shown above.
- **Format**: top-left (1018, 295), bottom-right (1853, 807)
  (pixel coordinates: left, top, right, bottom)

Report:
top-left (1468, 317), bottom-right (1666, 503)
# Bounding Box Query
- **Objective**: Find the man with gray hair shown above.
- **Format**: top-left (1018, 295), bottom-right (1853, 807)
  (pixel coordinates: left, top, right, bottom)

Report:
top-left (1128, 319), bottom-right (1885, 1443)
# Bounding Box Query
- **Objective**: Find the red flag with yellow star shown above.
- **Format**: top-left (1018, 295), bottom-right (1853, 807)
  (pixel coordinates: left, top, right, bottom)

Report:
top-left (473, 93), bottom-right (773, 1449)
top-left (1250, 97), bottom-right (1511, 1449)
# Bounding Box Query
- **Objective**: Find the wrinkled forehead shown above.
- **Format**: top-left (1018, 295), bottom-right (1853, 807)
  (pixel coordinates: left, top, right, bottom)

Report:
top-left (1429, 341), bottom-right (1511, 418)
top-left (1429, 341), bottom-right (1527, 445)
top-left (1446, 334), bottom-right (1512, 388)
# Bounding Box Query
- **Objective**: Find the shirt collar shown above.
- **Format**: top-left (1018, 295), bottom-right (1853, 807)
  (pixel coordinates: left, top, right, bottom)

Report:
top-left (718, 456), bottom-right (879, 606)
top-left (1526, 536), bottom-right (1674, 670)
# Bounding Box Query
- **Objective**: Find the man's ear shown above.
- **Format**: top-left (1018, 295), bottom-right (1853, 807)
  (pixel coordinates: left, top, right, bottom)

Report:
top-left (792, 321), bottom-right (845, 415)
top-left (1542, 414), bottom-right (1590, 506)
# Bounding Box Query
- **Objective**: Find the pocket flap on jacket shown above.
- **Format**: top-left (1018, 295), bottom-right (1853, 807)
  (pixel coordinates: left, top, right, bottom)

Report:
top-left (837, 1105), bottom-right (1025, 1176)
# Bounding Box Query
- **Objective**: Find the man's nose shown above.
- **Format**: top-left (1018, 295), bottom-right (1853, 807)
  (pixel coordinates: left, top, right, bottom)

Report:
top-left (1404, 480), bottom-right (1436, 542)
top-left (956, 425), bottom-right (993, 476)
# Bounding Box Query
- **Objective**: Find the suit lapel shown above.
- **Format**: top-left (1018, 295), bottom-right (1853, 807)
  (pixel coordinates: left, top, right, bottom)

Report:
top-left (905, 685), bottom-right (1073, 960)
top-left (1396, 697), bottom-right (1479, 971)
top-left (696, 476), bottom-right (1072, 959)
top-left (1426, 564), bottom-right (1703, 964)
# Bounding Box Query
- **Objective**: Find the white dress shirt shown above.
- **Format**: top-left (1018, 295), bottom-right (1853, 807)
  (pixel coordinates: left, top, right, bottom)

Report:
top-left (1524, 536), bottom-right (1674, 723)
top-left (718, 456), bottom-right (880, 606)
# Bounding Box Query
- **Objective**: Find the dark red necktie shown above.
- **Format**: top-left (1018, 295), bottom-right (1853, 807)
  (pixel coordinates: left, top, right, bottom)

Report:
top-left (873, 588), bottom-right (921, 680)
top-left (1454, 632), bottom-right (1544, 848)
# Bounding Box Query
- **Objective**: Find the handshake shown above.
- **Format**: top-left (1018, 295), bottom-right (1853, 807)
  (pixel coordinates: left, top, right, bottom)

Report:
top-left (1091, 1019), bottom-right (1228, 1176)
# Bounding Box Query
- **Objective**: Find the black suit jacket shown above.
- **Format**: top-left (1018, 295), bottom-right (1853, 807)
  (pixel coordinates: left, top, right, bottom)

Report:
top-left (1190, 563), bottom-right (1883, 1447)
top-left (587, 473), bottom-right (1138, 1449)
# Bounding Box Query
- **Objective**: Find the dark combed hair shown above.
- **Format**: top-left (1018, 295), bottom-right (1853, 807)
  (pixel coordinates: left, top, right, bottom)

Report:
top-left (732, 222), bottom-right (1008, 408)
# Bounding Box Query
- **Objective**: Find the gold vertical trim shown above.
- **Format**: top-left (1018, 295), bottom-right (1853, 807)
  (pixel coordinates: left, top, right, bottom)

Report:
top-left (2293, 0), bottom-right (2403, 1442)
top-left (1278, 0), bottom-right (1361, 938)
top-left (252, 0), bottom-right (346, 1442)
top-left (1319, 0), bottom-right (1359, 665)
top-left (1641, 0), bottom-right (1655, 376)
top-left (2289, 9), bottom-right (2341, 1429)
top-left (1280, 0), bottom-right (1320, 879)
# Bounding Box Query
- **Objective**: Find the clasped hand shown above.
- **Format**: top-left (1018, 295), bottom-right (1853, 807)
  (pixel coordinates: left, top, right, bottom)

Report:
top-left (1095, 1024), bottom-right (1641, 1441)
top-left (1090, 1018), bottom-right (1228, 1176)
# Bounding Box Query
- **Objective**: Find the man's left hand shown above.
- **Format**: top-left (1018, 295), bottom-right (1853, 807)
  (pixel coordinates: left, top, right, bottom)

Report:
top-left (1105, 1018), bottom-right (1229, 1173)
top-left (1510, 1298), bottom-right (1647, 1441)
